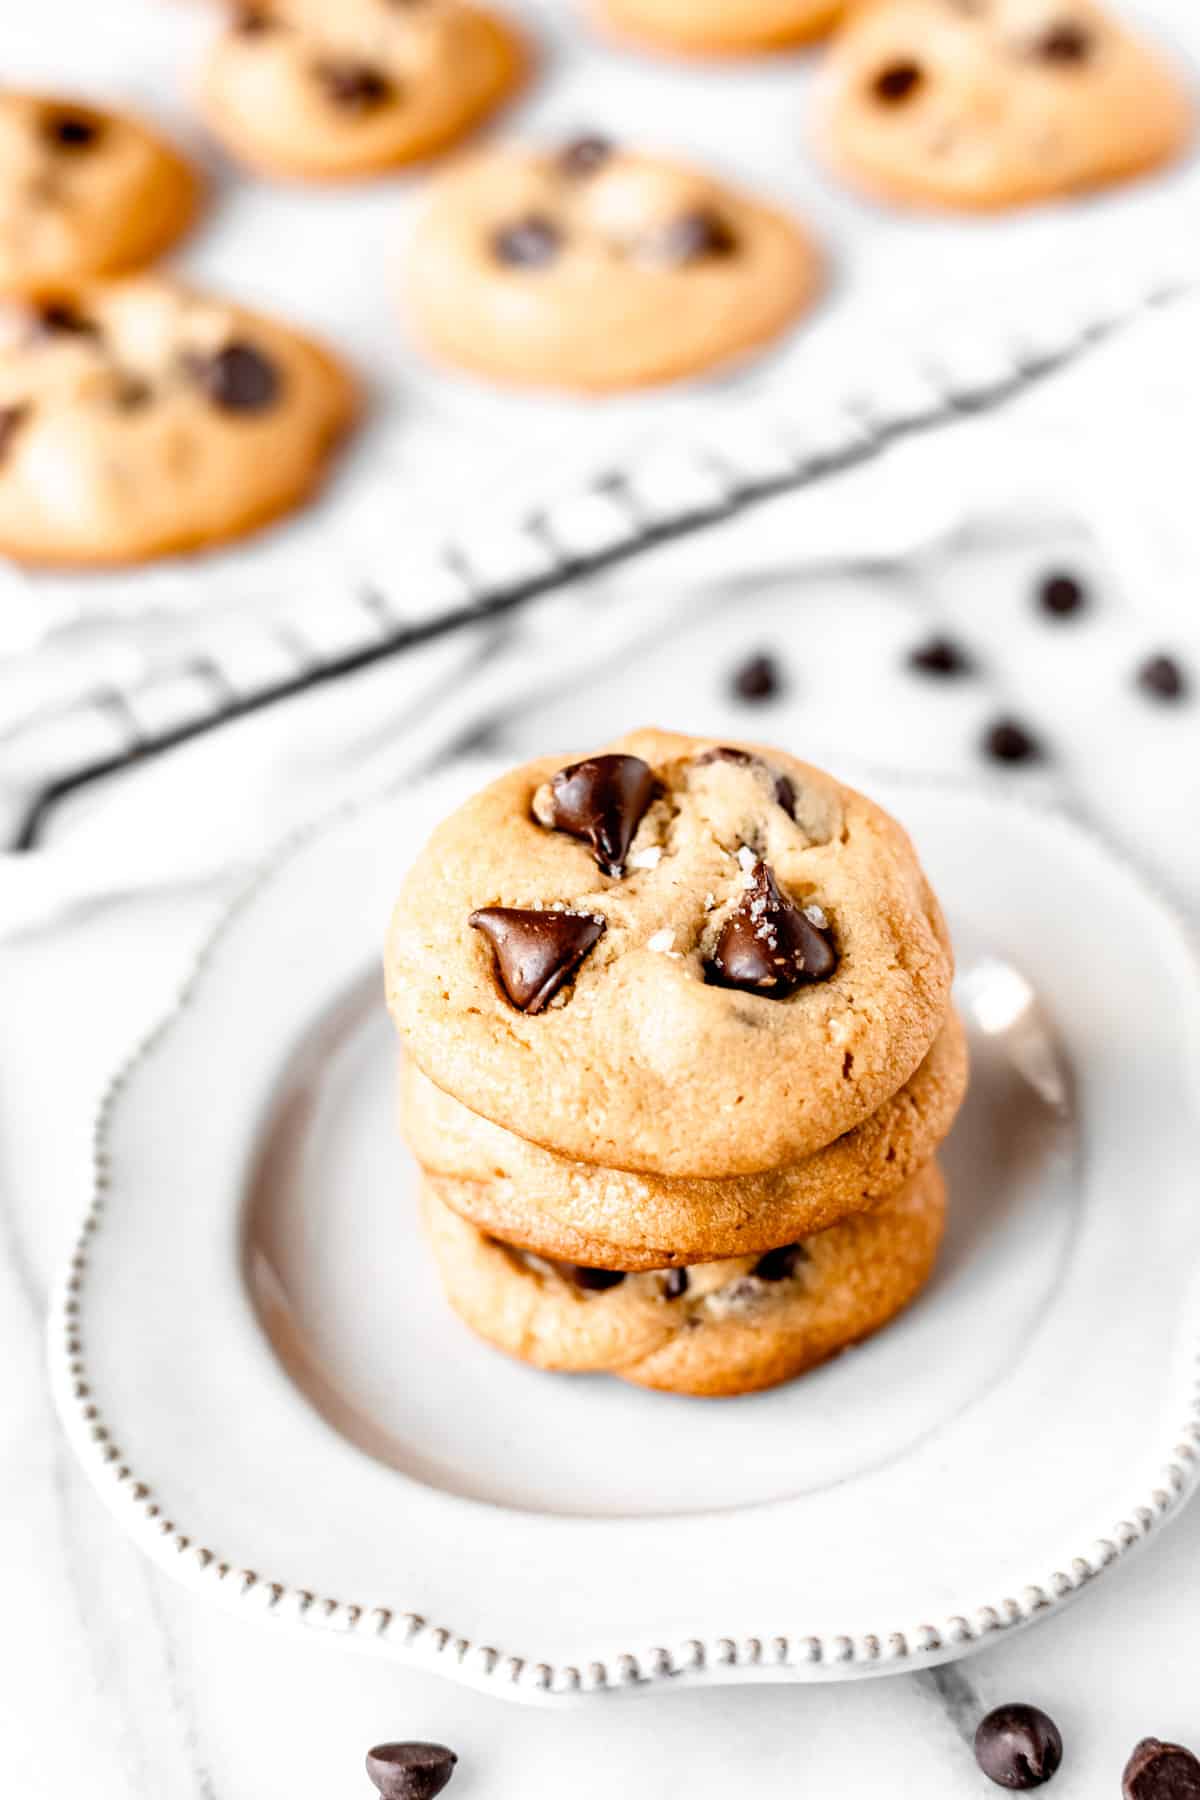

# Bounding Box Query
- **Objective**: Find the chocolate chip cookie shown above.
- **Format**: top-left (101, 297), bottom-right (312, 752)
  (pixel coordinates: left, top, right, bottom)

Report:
top-left (386, 730), bottom-right (954, 1177)
top-left (0, 94), bottom-right (201, 296)
top-left (815, 0), bottom-right (1191, 209)
top-left (420, 1159), bottom-right (947, 1396)
top-left (596, 0), bottom-right (843, 56)
top-left (403, 141), bottom-right (822, 390)
top-left (402, 1008), bottom-right (967, 1267)
top-left (199, 0), bottom-right (528, 181)
top-left (0, 275), bottom-right (357, 564)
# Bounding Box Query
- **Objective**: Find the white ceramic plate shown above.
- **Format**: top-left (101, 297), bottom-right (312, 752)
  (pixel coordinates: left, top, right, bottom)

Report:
top-left (51, 762), bottom-right (1200, 1702)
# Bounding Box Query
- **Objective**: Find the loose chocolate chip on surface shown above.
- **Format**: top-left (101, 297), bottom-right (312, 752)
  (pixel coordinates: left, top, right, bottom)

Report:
top-left (873, 61), bottom-right (924, 102)
top-left (1034, 20), bottom-right (1092, 61)
top-left (693, 746), bottom-right (796, 817)
top-left (0, 404), bottom-right (29, 462)
top-left (709, 861), bottom-right (837, 997)
top-left (1137, 653), bottom-right (1189, 702)
top-left (1122, 1738), bottom-right (1200, 1800)
top-left (469, 907), bottom-right (605, 1014)
top-left (642, 208), bottom-right (738, 266)
top-left (558, 134), bottom-right (614, 177)
top-left (492, 214), bottom-right (562, 268)
top-left (548, 753), bottom-right (656, 877)
top-left (313, 60), bottom-right (394, 111)
top-left (975, 1705), bottom-right (1063, 1790)
top-left (982, 717), bottom-right (1043, 765)
top-left (907, 635), bottom-right (972, 676)
top-left (43, 109), bottom-right (102, 149)
top-left (567, 1265), bottom-right (627, 1292)
top-left (753, 1243), bottom-right (806, 1281)
top-left (1037, 570), bottom-right (1088, 618)
top-left (187, 342), bottom-right (281, 413)
top-left (366, 1742), bottom-right (458, 1800)
top-left (663, 1268), bottom-right (689, 1299)
top-left (730, 652), bottom-right (782, 702)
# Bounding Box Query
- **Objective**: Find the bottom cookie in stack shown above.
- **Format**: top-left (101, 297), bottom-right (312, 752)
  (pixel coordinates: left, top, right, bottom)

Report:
top-left (418, 1161), bottom-right (946, 1398)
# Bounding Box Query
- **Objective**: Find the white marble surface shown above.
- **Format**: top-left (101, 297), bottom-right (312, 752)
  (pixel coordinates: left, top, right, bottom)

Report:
top-left (4, 0), bottom-right (1200, 1793)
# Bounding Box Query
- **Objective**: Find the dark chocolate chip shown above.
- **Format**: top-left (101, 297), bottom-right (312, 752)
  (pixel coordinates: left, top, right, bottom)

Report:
top-left (753, 1243), bottom-right (806, 1282)
top-left (907, 635), bottom-right (972, 676)
top-left (730, 652), bottom-right (782, 702)
top-left (313, 60), bottom-right (394, 112)
top-left (982, 717), bottom-right (1043, 765)
top-left (42, 109), bottom-right (102, 150)
top-left (708, 861), bottom-right (837, 998)
top-left (366, 1742), bottom-right (458, 1800)
top-left (492, 214), bottom-right (563, 269)
top-left (975, 1705), bottom-right (1063, 1790)
top-left (1123, 1738), bottom-right (1200, 1800)
top-left (33, 300), bottom-right (97, 338)
top-left (558, 134), bottom-right (614, 177)
top-left (1137, 654), bottom-right (1189, 703)
top-left (469, 907), bottom-right (605, 1014)
top-left (1037, 571), bottom-right (1088, 619)
top-left (186, 342), bottom-right (281, 413)
top-left (0, 405), bottom-right (29, 462)
top-left (566, 1265), bottom-right (627, 1292)
top-left (547, 753), bottom-right (656, 877)
top-left (1033, 21), bottom-right (1091, 62)
top-left (873, 61), bottom-right (924, 102)
top-left (232, 4), bottom-right (275, 32)
top-left (693, 746), bottom-right (796, 817)
top-left (662, 1268), bottom-right (689, 1299)
top-left (640, 208), bottom-right (738, 267)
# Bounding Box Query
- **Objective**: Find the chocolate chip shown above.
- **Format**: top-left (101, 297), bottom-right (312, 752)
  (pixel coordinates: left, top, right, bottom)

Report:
top-left (366, 1743), bottom-right (458, 1800)
top-left (1037, 571), bottom-right (1088, 619)
top-left (1123, 1738), bottom-right (1200, 1800)
top-left (232, 4), bottom-right (275, 31)
top-left (640, 208), bottom-right (738, 267)
top-left (731, 652), bottom-right (782, 702)
top-left (982, 717), bottom-right (1043, 765)
top-left (186, 342), bottom-right (280, 413)
top-left (873, 61), bottom-right (924, 102)
top-left (975, 1705), bottom-right (1063, 1790)
top-left (662, 1268), bottom-right (689, 1299)
top-left (693, 746), bottom-right (796, 817)
top-left (469, 907), bottom-right (605, 1014)
top-left (0, 405), bottom-right (29, 462)
top-left (567, 1265), bottom-right (627, 1292)
top-left (547, 753), bottom-right (656, 877)
top-left (33, 300), bottom-right (97, 338)
top-left (42, 109), bottom-right (102, 150)
top-left (1034, 21), bottom-right (1091, 62)
top-left (558, 135), bottom-right (614, 177)
top-left (313, 60), bottom-right (394, 112)
top-left (492, 215), bottom-right (562, 269)
top-left (907, 635), bottom-right (972, 676)
top-left (1137, 654), bottom-right (1189, 703)
top-left (708, 861), bottom-right (837, 998)
top-left (753, 1243), bottom-right (806, 1281)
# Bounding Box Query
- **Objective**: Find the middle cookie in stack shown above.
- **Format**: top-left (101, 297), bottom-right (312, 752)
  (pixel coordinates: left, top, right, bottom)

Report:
top-left (387, 728), bottom-right (966, 1397)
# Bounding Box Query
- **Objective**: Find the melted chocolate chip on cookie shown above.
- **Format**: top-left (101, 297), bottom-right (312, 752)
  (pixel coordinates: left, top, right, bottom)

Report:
top-left (693, 746), bottom-right (797, 819)
top-left (1033, 20), bottom-right (1092, 62)
top-left (232, 5), bottom-right (275, 33)
top-left (1122, 1738), bottom-right (1200, 1800)
top-left (366, 1741), bottom-right (458, 1800)
top-left (313, 60), bottom-right (394, 112)
top-left (709, 862), bottom-right (837, 997)
top-left (41, 108), bottom-right (102, 150)
top-left (873, 61), bottom-right (924, 103)
top-left (493, 215), bottom-right (563, 268)
top-left (33, 300), bottom-right (98, 338)
top-left (566, 1264), bottom-right (627, 1292)
top-left (559, 135), bottom-right (614, 178)
top-left (186, 342), bottom-right (280, 413)
top-left (470, 906), bottom-right (605, 1013)
top-left (0, 405), bottom-right (29, 462)
top-left (663, 1268), bottom-right (690, 1300)
top-left (641, 208), bottom-right (738, 267)
top-left (546, 753), bottom-right (656, 877)
top-left (753, 1243), bottom-right (807, 1282)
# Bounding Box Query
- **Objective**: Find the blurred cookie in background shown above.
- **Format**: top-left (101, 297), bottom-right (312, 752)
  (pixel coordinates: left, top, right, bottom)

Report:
top-left (198, 0), bottom-right (530, 181)
top-left (403, 138), bottom-right (823, 391)
top-left (593, 0), bottom-right (843, 57)
top-left (0, 275), bottom-right (357, 564)
top-left (814, 0), bottom-right (1192, 210)
top-left (0, 95), bottom-right (201, 297)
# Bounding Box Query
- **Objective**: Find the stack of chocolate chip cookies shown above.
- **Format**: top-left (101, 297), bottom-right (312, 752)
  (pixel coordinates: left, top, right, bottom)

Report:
top-left (387, 728), bottom-right (966, 1397)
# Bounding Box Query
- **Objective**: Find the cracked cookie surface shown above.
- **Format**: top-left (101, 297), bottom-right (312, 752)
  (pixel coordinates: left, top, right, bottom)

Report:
top-left (0, 275), bottom-right (357, 564)
top-left (420, 1160), bottom-right (947, 1396)
top-left (199, 0), bottom-right (527, 181)
top-left (386, 728), bottom-right (955, 1176)
top-left (402, 1009), bottom-right (967, 1266)
top-left (815, 0), bottom-right (1191, 210)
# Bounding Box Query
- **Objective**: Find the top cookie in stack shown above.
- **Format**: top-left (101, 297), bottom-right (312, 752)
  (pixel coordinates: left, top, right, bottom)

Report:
top-left (387, 728), bottom-right (965, 1395)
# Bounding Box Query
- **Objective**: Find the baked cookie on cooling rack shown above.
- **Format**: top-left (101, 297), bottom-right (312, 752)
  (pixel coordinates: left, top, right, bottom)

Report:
top-left (403, 138), bottom-right (822, 389)
top-left (199, 0), bottom-right (528, 180)
top-left (814, 0), bottom-right (1192, 209)
top-left (0, 94), bottom-right (200, 296)
top-left (594, 0), bottom-right (843, 56)
top-left (0, 275), bottom-right (357, 564)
